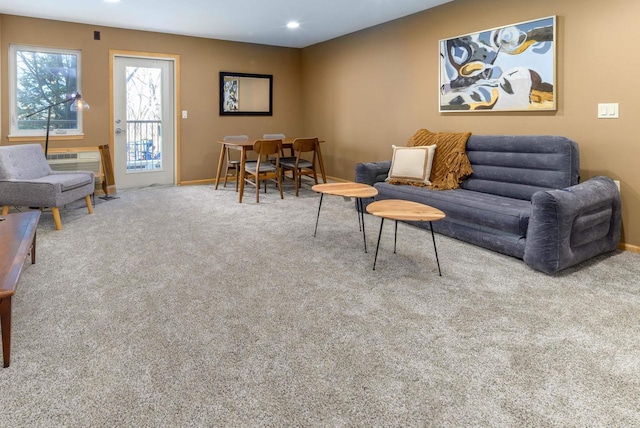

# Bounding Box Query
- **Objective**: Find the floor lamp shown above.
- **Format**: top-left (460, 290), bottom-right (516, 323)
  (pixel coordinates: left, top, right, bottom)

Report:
top-left (24, 93), bottom-right (90, 156)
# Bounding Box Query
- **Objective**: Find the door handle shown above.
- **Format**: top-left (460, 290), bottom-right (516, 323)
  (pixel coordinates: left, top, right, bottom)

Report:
top-left (115, 127), bottom-right (126, 134)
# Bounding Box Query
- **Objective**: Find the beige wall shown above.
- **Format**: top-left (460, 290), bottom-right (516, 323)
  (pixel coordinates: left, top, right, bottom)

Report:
top-left (0, 15), bottom-right (303, 183)
top-left (301, 0), bottom-right (640, 248)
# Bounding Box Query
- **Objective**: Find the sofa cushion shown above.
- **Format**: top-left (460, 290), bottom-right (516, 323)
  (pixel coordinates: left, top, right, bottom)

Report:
top-left (31, 173), bottom-right (93, 191)
top-left (386, 144), bottom-right (436, 186)
top-left (462, 135), bottom-right (580, 200)
top-left (374, 182), bottom-right (532, 237)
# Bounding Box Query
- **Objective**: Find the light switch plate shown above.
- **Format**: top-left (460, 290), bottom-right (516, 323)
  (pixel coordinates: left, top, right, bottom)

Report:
top-left (597, 103), bottom-right (619, 119)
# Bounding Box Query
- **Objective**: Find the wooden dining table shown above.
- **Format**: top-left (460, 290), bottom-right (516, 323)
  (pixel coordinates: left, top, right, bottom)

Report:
top-left (214, 138), bottom-right (327, 202)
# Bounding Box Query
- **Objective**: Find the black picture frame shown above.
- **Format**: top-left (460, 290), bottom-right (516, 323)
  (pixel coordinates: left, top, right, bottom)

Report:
top-left (219, 71), bottom-right (273, 116)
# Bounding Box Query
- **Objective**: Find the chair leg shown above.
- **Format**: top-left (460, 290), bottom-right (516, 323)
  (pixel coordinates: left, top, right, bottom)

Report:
top-left (235, 165), bottom-right (239, 192)
top-left (256, 175), bottom-right (260, 203)
top-left (278, 168), bottom-right (284, 199)
top-left (1, 206), bottom-right (9, 215)
top-left (295, 170), bottom-right (300, 197)
top-left (52, 207), bottom-right (63, 230)
top-left (85, 195), bottom-right (94, 215)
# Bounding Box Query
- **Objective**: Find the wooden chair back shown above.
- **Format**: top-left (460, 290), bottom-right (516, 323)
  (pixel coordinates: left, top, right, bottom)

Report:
top-left (292, 137), bottom-right (318, 166)
top-left (253, 139), bottom-right (282, 163)
top-left (293, 137), bottom-right (318, 153)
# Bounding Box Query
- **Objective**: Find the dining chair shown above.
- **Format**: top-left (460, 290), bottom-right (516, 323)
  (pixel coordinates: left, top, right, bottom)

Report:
top-left (222, 135), bottom-right (249, 191)
top-left (279, 137), bottom-right (319, 196)
top-left (241, 139), bottom-right (284, 203)
top-left (263, 133), bottom-right (292, 159)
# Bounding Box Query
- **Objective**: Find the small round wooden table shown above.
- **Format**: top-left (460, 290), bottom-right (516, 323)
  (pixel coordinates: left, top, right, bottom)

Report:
top-left (312, 182), bottom-right (378, 253)
top-left (366, 199), bottom-right (446, 275)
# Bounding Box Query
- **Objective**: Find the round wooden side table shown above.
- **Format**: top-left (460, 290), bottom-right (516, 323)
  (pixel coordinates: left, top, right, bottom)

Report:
top-left (366, 199), bottom-right (446, 275)
top-left (312, 182), bottom-right (378, 253)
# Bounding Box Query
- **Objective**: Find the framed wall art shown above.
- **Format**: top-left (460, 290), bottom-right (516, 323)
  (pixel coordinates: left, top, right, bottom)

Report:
top-left (219, 71), bottom-right (273, 116)
top-left (439, 16), bottom-right (556, 112)
top-left (222, 77), bottom-right (239, 112)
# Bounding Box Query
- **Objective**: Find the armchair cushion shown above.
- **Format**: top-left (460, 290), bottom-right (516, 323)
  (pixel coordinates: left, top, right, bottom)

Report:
top-left (0, 143), bottom-right (52, 180)
top-left (44, 172), bottom-right (94, 191)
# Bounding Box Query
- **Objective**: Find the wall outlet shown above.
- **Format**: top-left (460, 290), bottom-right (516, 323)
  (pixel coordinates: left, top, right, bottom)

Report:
top-left (614, 179), bottom-right (621, 193)
top-left (181, 110), bottom-right (188, 119)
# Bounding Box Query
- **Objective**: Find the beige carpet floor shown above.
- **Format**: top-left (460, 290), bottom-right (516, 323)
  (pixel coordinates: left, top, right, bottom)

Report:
top-left (1, 182), bottom-right (639, 427)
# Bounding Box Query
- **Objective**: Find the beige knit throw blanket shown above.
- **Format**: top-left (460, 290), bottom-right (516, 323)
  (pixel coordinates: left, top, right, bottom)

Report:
top-left (406, 128), bottom-right (473, 190)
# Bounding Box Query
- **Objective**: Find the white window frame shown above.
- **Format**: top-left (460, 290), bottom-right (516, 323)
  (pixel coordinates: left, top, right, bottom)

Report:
top-left (8, 44), bottom-right (84, 138)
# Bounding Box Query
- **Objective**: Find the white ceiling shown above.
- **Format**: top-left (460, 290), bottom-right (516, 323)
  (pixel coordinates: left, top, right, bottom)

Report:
top-left (0, 0), bottom-right (453, 48)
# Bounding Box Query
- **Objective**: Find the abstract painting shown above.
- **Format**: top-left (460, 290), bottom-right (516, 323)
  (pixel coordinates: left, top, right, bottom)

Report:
top-left (223, 78), bottom-right (239, 112)
top-left (439, 16), bottom-right (556, 112)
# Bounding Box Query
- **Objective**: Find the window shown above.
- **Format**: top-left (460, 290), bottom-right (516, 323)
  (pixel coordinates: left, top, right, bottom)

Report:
top-left (9, 45), bottom-right (84, 138)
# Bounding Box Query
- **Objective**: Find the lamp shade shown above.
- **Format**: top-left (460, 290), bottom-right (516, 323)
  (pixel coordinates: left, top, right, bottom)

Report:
top-left (69, 93), bottom-right (90, 111)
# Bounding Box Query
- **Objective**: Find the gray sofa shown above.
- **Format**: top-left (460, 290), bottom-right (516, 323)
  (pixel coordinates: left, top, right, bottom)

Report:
top-left (356, 135), bottom-right (621, 274)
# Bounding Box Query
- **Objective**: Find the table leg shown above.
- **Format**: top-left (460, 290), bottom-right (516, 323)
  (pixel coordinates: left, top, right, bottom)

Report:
top-left (358, 198), bottom-right (368, 253)
top-left (1, 296), bottom-right (11, 368)
top-left (372, 218), bottom-right (384, 270)
top-left (235, 164), bottom-right (239, 192)
top-left (214, 144), bottom-right (226, 190)
top-left (394, 220), bottom-right (398, 254)
top-left (31, 231), bottom-right (37, 264)
top-left (314, 193), bottom-right (324, 237)
top-left (238, 147), bottom-right (247, 203)
top-left (315, 141), bottom-right (327, 183)
top-left (430, 222), bottom-right (442, 276)
top-left (223, 163), bottom-right (230, 188)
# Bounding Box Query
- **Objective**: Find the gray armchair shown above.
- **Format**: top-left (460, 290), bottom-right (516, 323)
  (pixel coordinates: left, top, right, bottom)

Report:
top-left (0, 144), bottom-right (95, 230)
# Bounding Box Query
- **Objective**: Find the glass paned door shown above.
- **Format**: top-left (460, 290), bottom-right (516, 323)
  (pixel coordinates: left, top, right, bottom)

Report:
top-left (113, 56), bottom-right (174, 189)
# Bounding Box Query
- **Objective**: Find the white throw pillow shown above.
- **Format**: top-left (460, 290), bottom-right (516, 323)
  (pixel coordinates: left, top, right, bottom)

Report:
top-left (386, 144), bottom-right (437, 185)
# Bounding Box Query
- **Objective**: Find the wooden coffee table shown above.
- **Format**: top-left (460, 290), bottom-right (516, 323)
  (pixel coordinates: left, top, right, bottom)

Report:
top-left (366, 199), bottom-right (446, 275)
top-left (312, 182), bottom-right (378, 253)
top-left (1, 211), bottom-right (40, 367)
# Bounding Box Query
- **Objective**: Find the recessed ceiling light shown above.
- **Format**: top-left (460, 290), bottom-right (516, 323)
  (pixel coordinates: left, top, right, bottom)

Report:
top-left (287, 21), bottom-right (300, 29)
top-left (104, 0), bottom-right (120, 3)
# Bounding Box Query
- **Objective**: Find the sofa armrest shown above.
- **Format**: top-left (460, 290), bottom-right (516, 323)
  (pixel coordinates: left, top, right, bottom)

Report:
top-left (355, 161), bottom-right (391, 211)
top-left (524, 176), bottom-right (621, 274)
top-left (355, 161), bottom-right (391, 186)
